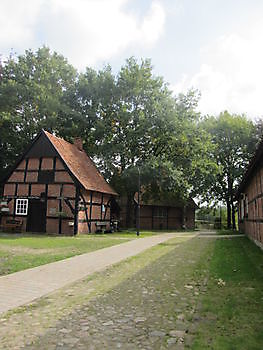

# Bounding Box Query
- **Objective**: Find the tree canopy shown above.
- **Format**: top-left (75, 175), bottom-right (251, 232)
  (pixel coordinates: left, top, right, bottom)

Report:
top-left (202, 111), bottom-right (258, 228)
top-left (0, 47), bottom-right (77, 177)
top-left (0, 47), bottom-right (260, 230)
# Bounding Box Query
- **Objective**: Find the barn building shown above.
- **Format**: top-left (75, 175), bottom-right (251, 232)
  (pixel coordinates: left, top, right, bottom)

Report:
top-left (0, 130), bottom-right (117, 235)
top-left (117, 194), bottom-right (196, 230)
top-left (237, 139), bottom-right (263, 248)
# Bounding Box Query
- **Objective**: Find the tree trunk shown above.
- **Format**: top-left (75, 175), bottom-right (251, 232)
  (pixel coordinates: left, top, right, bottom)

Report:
top-left (226, 199), bottom-right (231, 229)
top-left (181, 204), bottom-right (186, 229)
top-left (230, 189), bottom-right (236, 230)
top-left (227, 174), bottom-right (234, 230)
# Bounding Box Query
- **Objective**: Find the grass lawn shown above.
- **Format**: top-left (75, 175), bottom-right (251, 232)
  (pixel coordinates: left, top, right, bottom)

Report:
top-left (0, 233), bottom-right (134, 276)
top-left (217, 228), bottom-right (243, 235)
top-left (192, 237), bottom-right (263, 349)
top-left (0, 229), bottom-right (187, 276)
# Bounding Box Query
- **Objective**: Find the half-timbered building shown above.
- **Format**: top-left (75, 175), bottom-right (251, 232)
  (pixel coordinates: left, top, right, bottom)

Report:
top-left (1, 130), bottom-right (117, 235)
top-left (117, 194), bottom-right (196, 230)
top-left (237, 139), bottom-right (263, 248)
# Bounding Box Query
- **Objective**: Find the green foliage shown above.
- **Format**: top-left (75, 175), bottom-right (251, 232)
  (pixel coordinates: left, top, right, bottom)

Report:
top-left (140, 90), bottom-right (218, 204)
top-left (202, 111), bottom-right (257, 228)
top-left (204, 111), bottom-right (256, 190)
top-left (0, 47), bottom-right (77, 179)
top-left (97, 58), bottom-right (176, 174)
top-left (63, 64), bottom-right (118, 156)
top-left (0, 47), bottom-right (221, 214)
top-left (70, 57), bottom-right (212, 217)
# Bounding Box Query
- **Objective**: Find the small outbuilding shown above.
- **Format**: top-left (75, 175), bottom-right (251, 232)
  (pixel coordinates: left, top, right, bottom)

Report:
top-left (117, 194), bottom-right (196, 230)
top-left (1, 130), bottom-right (117, 235)
top-left (237, 139), bottom-right (263, 248)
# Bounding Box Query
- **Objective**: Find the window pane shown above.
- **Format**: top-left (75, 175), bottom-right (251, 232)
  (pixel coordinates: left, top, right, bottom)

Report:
top-left (16, 199), bottom-right (28, 215)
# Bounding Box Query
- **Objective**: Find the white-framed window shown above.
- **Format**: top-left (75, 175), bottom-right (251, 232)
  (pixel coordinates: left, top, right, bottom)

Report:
top-left (15, 199), bottom-right (28, 215)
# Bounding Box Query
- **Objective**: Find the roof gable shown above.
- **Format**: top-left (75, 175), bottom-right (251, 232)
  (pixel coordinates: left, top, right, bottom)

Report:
top-left (26, 133), bottom-right (57, 158)
top-left (43, 131), bottom-right (117, 195)
top-left (1, 131), bottom-right (53, 183)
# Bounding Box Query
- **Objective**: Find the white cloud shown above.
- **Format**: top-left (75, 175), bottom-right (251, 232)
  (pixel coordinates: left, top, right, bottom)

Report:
top-left (0, 0), bottom-right (165, 68)
top-left (140, 2), bottom-right (165, 47)
top-left (0, 0), bottom-right (43, 50)
top-left (173, 21), bottom-right (263, 118)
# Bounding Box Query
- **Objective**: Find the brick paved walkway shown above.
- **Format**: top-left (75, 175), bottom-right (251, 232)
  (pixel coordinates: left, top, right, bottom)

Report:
top-left (0, 233), bottom-right (191, 315)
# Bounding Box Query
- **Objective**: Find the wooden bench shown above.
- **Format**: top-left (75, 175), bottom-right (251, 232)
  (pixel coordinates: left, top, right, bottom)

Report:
top-left (95, 221), bottom-right (107, 233)
top-left (2, 219), bottom-right (23, 233)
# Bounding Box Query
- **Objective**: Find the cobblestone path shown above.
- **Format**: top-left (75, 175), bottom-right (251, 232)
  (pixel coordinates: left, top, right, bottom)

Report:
top-left (0, 233), bottom-right (178, 314)
top-left (23, 237), bottom-right (212, 350)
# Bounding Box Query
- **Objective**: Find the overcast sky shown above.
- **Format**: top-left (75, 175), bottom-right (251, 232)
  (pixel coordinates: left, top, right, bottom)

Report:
top-left (1, 0), bottom-right (263, 118)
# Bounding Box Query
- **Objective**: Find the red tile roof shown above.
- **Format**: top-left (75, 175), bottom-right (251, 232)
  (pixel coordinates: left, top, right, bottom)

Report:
top-left (44, 131), bottom-right (117, 196)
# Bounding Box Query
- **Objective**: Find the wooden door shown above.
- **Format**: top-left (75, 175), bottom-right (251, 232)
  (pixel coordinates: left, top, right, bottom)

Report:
top-left (26, 199), bottom-right (47, 233)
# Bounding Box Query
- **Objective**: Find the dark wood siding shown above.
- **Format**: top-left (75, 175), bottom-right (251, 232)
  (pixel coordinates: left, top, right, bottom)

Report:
top-left (238, 161), bottom-right (263, 247)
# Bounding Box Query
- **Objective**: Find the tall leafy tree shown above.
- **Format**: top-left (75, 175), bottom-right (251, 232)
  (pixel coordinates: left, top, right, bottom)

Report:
top-left (141, 89), bottom-right (218, 225)
top-left (98, 58), bottom-right (177, 225)
top-left (64, 65), bottom-right (117, 157)
top-left (203, 111), bottom-right (257, 229)
top-left (0, 47), bottom-right (78, 179)
top-left (70, 57), bottom-right (178, 225)
top-left (101, 57), bottom-right (176, 169)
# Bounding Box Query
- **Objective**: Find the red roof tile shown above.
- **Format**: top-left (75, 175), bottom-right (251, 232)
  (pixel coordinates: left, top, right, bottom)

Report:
top-left (44, 131), bottom-right (117, 196)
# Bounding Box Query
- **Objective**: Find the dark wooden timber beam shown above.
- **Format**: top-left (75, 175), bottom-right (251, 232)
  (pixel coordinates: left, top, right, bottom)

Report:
top-left (73, 186), bottom-right (80, 235)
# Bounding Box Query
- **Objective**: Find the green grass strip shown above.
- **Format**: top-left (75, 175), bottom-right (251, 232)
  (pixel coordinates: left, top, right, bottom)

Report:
top-left (192, 237), bottom-right (263, 350)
